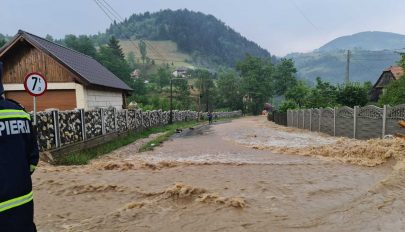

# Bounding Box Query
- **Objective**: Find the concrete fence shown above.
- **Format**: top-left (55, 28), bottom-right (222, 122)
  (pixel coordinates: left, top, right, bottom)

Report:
top-left (32, 108), bottom-right (242, 151)
top-left (270, 111), bottom-right (288, 126)
top-left (287, 105), bottom-right (405, 139)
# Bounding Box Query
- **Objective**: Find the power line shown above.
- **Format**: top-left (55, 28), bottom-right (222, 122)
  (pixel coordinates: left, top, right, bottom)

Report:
top-left (288, 0), bottom-right (319, 31)
top-left (93, 0), bottom-right (115, 22)
top-left (93, 0), bottom-right (187, 64)
top-left (99, 0), bottom-right (124, 22)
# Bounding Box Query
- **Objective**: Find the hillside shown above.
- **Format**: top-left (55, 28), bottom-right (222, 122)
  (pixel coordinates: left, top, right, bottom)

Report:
top-left (319, 31), bottom-right (405, 51)
top-left (96, 9), bottom-right (272, 67)
top-left (119, 40), bottom-right (192, 67)
top-left (288, 31), bottom-right (404, 85)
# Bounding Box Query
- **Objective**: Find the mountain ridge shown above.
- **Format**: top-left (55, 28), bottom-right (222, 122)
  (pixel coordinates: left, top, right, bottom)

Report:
top-left (287, 31), bottom-right (404, 85)
top-left (317, 31), bottom-right (405, 52)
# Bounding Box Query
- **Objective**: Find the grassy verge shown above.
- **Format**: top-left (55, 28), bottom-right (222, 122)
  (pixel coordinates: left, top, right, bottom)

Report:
top-left (56, 120), bottom-right (201, 166)
top-left (139, 116), bottom-right (241, 152)
top-left (138, 130), bottom-right (176, 152)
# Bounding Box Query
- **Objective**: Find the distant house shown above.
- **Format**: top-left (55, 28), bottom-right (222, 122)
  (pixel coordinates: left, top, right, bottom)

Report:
top-left (370, 66), bottom-right (403, 102)
top-left (172, 67), bottom-right (190, 78)
top-left (0, 30), bottom-right (132, 111)
top-left (130, 69), bottom-right (141, 79)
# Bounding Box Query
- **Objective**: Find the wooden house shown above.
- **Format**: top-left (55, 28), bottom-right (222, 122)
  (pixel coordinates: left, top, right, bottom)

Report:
top-left (0, 30), bottom-right (132, 111)
top-left (370, 66), bottom-right (403, 102)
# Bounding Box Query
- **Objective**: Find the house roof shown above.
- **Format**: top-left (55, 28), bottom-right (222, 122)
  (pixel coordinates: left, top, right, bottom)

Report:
top-left (0, 30), bottom-right (132, 91)
top-left (383, 66), bottom-right (403, 80)
top-left (373, 65), bottom-right (404, 89)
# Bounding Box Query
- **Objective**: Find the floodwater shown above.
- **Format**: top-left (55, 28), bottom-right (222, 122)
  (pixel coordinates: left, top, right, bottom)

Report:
top-left (34, 116), bottom-right (405, 232)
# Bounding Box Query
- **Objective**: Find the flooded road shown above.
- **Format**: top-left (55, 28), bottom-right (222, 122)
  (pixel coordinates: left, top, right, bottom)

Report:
top-left (34, 116), bottom-right (404, 232)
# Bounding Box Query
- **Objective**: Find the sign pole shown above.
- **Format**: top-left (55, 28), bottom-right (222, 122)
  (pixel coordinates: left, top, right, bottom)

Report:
top-left (33, 96), bottom-right (37, 126)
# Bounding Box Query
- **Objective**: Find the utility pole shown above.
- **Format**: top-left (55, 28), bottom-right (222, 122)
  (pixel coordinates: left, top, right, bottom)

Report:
top-left (198, 75), bottom-right (202, 121)
top-left (169, 77), bottom-right (183, 124)
top-left (345, 50), bottom-right (351, 84)
top-left (169, 78), bottom-right (173, 124)
top-left (206, 82), bottom-right (209, 112)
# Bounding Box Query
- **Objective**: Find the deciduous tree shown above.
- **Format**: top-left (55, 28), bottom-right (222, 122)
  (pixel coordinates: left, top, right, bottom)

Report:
top-left (237, 55), bottom-right (273, 115)
top-left (336, 82), bottom-right (370, 107)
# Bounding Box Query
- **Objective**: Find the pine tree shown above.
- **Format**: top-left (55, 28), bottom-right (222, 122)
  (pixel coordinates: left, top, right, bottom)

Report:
top-left (108, 36), bottom-right (125, 59)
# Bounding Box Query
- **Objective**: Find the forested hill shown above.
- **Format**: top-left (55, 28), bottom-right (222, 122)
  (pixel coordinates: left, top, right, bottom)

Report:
top-left (318, 31), bottom-right (405, 52)
top-left (97, 9), bottom-right (272, 67)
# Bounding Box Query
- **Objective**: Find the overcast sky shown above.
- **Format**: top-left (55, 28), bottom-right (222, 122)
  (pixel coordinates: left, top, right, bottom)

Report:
top-left (2, 0), bottom-right (405, 56)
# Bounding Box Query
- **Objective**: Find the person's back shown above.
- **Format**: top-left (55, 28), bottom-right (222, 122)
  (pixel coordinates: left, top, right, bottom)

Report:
top-left (0, 62), bottom-right (38, 231)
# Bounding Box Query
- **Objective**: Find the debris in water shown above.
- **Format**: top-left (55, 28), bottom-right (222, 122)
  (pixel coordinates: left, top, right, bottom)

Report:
top-left (251, 138), bottom-right (405, 167)
top-left (125, 202), bottom-right (145, 209)
top-left (164, 183), bottom-right (207, 199)
top-left (197, 193), bottom-right (247, 208)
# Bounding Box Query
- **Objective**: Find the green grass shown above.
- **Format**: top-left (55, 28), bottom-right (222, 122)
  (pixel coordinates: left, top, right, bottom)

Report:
top-left (139, 130), bottom-right (176, 152)
top-left (139, 121), bottom-right (201, 152)
top-left (56, 120), bottom-right (201, 166)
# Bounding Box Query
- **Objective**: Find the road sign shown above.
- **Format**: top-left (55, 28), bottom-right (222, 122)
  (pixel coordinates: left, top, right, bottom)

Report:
top-left (24, 72), bottom-right (47, 96)
top-left (23, 72), bottom-right (48, 126)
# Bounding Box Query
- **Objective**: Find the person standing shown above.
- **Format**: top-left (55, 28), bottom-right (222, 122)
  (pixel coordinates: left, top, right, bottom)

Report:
top-left (0, 61), bottom-right (39, 232)
top-left (207, 111), bottom-right (213, 124)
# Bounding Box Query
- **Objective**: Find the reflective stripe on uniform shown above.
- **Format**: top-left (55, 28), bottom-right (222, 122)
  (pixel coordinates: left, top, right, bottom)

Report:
top-left (0, 191), bottom-right (33, 213)
top-left (0, 109), bottom-right (31, 120)
top-left (30, 164), bottom-right (36, 172)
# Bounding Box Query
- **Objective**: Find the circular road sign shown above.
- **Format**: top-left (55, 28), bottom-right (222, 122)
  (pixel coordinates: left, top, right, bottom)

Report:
top-left (24, 72), bottom-right (48, 96)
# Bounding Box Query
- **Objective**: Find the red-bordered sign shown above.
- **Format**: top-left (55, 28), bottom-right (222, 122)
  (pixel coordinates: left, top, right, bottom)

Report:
top-left (24, 72), bottom-right (48, 96)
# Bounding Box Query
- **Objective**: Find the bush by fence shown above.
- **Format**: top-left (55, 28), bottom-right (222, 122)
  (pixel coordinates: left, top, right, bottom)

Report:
top-left (287, 105), bottom-right (405, 139)
top-left (32, 109), bottom-right (242, 151)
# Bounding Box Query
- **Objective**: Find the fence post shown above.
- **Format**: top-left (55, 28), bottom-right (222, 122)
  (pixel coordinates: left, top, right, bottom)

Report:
top-left (333, 107), bottom-right (336, 136)
top-left (309, 109), bottom-right (312, 131)
top-left (80, 109), bottom-right (86, 141)
top-left (101, 108), bottom-right (106, 135)
top-left (159, 110), bottom-right (163, 126)
top-left (296, 110), bottom-right (299, 128)
top-left (302, 109), bottom-right (305, 129)
top-left (318, 108), bottom-right (322, 132)
top-left (382, 105), bottom-right (387, 138)
top-left (113, 108), bottom-right (118, 132)
top-left (140, 110), bottom-right (144, 131)
top-left (289, 110), bottom-right (292, 127)
top-left (353, 106), bottom-right (358, 139)
top-left (52, 110), bottom-right (61, 148)
top-left (148, 111), bottom-right (152, 128)
top-left (125, 109), bottom-right (129, 132)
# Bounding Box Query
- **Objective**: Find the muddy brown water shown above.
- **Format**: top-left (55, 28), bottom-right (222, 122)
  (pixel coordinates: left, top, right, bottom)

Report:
top-left (34, 116), bottom-right (404, 232)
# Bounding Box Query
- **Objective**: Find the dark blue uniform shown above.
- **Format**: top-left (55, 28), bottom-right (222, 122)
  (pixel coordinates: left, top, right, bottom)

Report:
top-left (0, 61), bottom-right (39, 231)
top-left (0, 97), bottom-right (39, 231)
